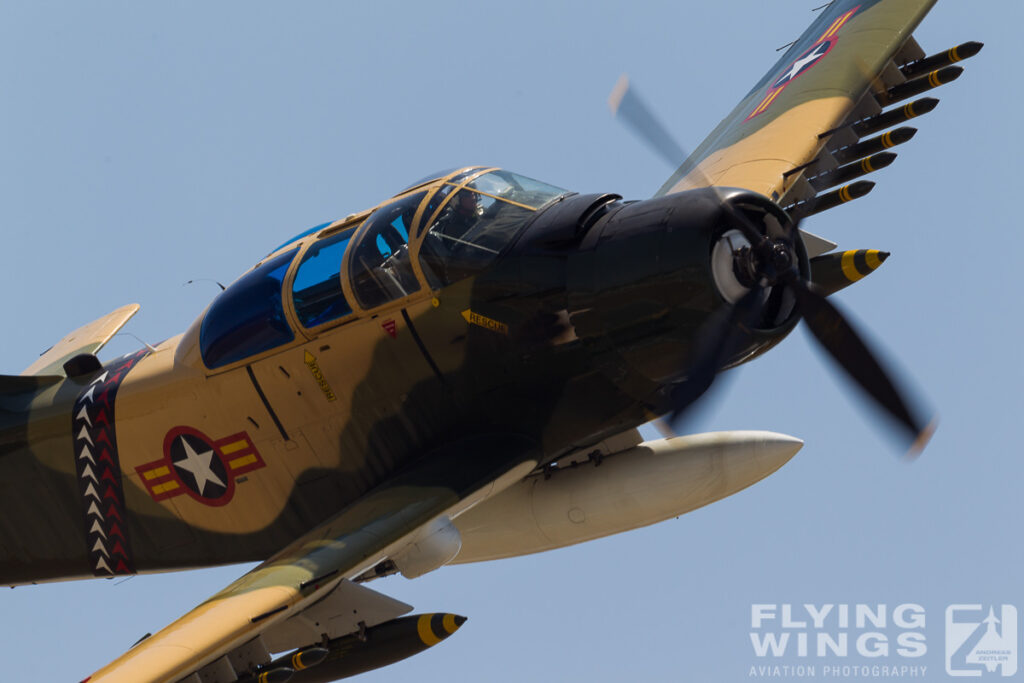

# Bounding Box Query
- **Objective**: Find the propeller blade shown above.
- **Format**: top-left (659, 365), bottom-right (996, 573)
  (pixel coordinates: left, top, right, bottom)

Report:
top-left (608, 75), bottom-right (689, 169)
top-left (790, 278), bottom-right (935, 453)
top-left (605, 75), bottom-right (931, 454)
top-left (607, 76), bottom-right (769, 247)
top-left (670, 286), bottom-right (765, 422)
top-left (721, 198), bottom-right (773, 248)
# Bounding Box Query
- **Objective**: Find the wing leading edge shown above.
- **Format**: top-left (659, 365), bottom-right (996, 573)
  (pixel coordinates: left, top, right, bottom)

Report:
top-left (84, 436), bottom-right (538, 683)
top-left (655, 0), bottom-right (945, 205)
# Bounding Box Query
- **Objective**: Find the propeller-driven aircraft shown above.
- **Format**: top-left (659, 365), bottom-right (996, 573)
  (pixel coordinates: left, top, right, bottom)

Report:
top-left (0, 1), bottom-right (980, 681)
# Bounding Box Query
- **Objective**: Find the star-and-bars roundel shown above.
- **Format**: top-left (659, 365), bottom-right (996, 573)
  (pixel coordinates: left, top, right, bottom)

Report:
top-left (744, 4), bottom-right (860, 121)
top-left (136, 427), bottom-right (265, 506)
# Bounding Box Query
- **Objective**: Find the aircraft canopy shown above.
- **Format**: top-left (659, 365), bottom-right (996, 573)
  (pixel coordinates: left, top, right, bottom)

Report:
top-left (198, 167), bottom-right (566, 370)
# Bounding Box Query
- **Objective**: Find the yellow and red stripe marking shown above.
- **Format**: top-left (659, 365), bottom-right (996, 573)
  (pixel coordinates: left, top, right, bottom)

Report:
top-left (818, 7), bottom-right (858, 42)
top-left (136, 428), bottom-right (265, 505)
top-left (749, 88), bottom-right (785, 119)
top-left (746, 5), bottom-right (860, 121)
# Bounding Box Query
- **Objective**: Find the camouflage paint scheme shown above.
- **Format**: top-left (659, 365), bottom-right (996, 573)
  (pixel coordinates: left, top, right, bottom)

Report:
top-left (0, 168), bottom-right (753, 584)
top-left (657, 0), bottom-right (936, 201)
top-left (0, 0), bottom-right (959, 680)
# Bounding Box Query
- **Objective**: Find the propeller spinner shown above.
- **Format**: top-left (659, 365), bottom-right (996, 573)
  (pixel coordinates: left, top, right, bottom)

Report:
top-left (609, 76), bottom-right (935, 454)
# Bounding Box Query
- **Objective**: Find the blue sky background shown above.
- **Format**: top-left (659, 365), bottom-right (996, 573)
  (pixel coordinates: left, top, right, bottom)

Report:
top-left (0, 2), bottom-right (1017, 681)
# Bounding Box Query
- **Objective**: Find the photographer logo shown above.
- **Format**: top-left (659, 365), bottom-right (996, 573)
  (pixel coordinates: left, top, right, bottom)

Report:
top-left (946, 605), bottom-right (1017, 677)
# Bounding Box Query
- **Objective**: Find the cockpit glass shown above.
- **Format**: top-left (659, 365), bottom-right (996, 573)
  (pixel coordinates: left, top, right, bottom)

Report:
top-left (349, 192), bottom-right (426, 309)
top-left (467, 170), bottom-right (566, 209)
top-left (419, 171), bottom-right (566, 288)
top-left (398, 168), bottom-right (461, 193)
top-left (200, 248), bottom-right (298, 369)
top-left (416, 184), bottom-right (455, 238)
top-left (267, 221), bottom-right (331, 256)
top-left (292, 227), bottom-right (356, 328)
top-left (400, 167), bottom-right (482, 196)
top-left (415, 169), bottom-right (492, 238)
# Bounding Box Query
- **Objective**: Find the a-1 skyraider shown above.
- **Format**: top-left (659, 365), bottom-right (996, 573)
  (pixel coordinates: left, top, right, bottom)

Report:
top-left (0, 1), bottom-right (979, 681)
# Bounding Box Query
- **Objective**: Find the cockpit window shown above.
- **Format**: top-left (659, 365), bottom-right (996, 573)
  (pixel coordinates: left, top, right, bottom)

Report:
top-left (267, 221), bottom-right (332, 256)
top-left (416, 184), bottom-right (455, 238)
top-left (349, 192), bottom-right (425, 309)
top-left (399, 167), bottom-right (483, 196)
top-left (419, 171), bottom-right (566, 288)
top-left (398, 168), bottom-right (461, 193)
top-left (200, 249), bottom-right (298, 369)
top-left (414, 169), bottom-right (486, 238)
top-left (292, 227), bottom-right (356, 328)
top-left (468, 170), bottom-right (565, 210)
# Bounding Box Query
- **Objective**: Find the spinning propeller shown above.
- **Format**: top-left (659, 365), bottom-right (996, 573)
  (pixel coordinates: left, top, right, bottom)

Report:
top-left (609, 76), bottom-right (935, 454)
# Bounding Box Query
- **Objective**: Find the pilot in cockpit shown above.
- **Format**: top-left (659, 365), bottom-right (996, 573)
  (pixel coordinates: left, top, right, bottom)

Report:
top-left (438, 189), bottom-right (482, 241)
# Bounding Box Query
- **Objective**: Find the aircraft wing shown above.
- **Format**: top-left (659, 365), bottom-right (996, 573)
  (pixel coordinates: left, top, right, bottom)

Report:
top-left (84, 438), bottom-right (537, 683)
top-left (655, 0), bottom-right (959, 209)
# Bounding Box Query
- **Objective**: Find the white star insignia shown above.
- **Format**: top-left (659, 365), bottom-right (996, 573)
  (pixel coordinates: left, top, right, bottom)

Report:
top-left (174, 438), bottom-right (226, 496)
top-left (775, 41), bottom-right (829, 87)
